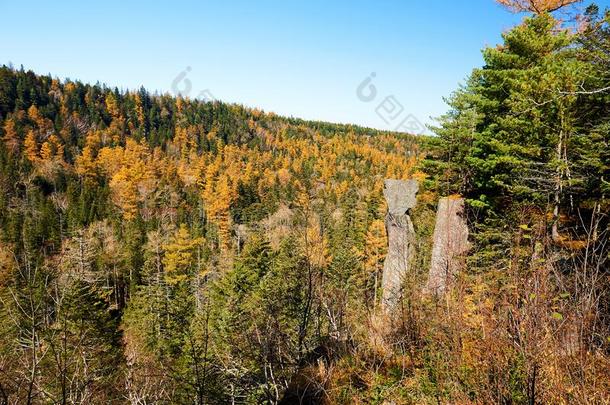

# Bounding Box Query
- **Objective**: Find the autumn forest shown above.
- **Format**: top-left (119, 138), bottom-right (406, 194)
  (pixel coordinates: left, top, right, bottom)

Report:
top-left (1, 0), bottom-right (610, 404)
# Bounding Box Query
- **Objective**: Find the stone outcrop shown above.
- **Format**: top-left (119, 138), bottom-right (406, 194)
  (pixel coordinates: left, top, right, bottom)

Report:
top-left (384, 179), bottom-right (419, 216)
top-left (381, 179), bottom-right (418, 310)
top-left (425, 196), bottom-right (470, 295)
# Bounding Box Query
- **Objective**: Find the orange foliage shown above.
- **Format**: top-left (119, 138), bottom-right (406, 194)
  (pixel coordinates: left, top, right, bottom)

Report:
top-left (2, 118), bottom-right (19, 153)
top-left (24, 130), bottom-right (39, 163)
top-left (496, 0), bottom-right (581, 13)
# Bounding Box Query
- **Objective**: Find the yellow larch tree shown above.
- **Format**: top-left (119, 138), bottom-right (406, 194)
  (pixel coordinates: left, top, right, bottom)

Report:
top-left (75, 131), bottom-right (104, 177)
top-left (134, 93), bottom-right (146, 127)
top-left (201, 153), bottom-right (222, 205)
top-left (2, 118), bottom-right (19, 153)
top-left (301, 211), bottom-right (331, 269)
top-left (208, 173), bottom-right (235, 252)
top-left (105, 92), bottom-right (120, 118)
top-left (162, 224), bottom-right (204, 285)
top-left (175, 96), bottom-right (186, 117)
top-left (27, 105), bottom-right (53, 135)
top-left (24, 130), bottom-right (39, 163)
top-left (172, 126), bottom-right (190, 157)
top-left (40, 141), bottom-right (54, 161)
top-left (97, 139), bottom-right (157, 220)
top-left (105, 92), bottom-right (126, 144)
top-left (38, 134), bottom-right (64, 164)
top-left (48, 134), bottom-right (64, 161)
top-left (177, 150), bottom-right (204, 187)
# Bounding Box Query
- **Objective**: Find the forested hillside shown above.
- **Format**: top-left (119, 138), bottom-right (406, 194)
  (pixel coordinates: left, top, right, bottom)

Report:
top-left (0, 1), bottom-right (609, 404)
top-left (0, 63), bottom-right (426, 404)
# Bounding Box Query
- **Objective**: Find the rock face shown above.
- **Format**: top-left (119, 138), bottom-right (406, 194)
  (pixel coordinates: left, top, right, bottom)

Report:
top-left (384, 179), bottom-right (419, 216)
top-left (381, 179), bottom-right (418, 310)
top-left (425, 197), bottom-right (470, 295)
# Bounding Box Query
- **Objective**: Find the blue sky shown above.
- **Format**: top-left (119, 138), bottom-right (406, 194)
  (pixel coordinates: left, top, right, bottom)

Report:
top-left (1, 0), bottom-right (607, 132)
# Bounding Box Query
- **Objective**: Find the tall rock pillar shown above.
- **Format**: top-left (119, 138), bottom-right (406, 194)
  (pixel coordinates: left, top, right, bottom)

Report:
top-left (381, 179), bottom-right (418, 310)
top-left (425, 196), bottom-right (470, 296)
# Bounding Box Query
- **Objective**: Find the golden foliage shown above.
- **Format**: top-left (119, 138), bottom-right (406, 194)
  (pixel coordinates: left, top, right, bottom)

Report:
top-left (162, 224), bottom-right (204, 285)
top-left (105, 92), bottom-right (120, 118)
top-left (2, 118), bottom-right (19, 153)
top-left (96, 139), bottom-right (157, 219)
top-left (134, 93), bottom-right (145, 127)
top-left (496, 0), bottom-right (581, 13)
top-left (365, 219), bottom-right (387, 273)
top-left (27, 105), bottom-right (53, 134)
top-left (24, 130), bottom-right (39, 163)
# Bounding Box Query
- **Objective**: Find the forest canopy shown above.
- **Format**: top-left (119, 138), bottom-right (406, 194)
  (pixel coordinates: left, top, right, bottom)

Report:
top-left (0, 1), bottom-right (609, 404)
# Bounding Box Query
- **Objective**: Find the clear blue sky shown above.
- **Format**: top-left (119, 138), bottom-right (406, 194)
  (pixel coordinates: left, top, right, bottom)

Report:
top-left (1, 0), bottom-right (607, 132)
